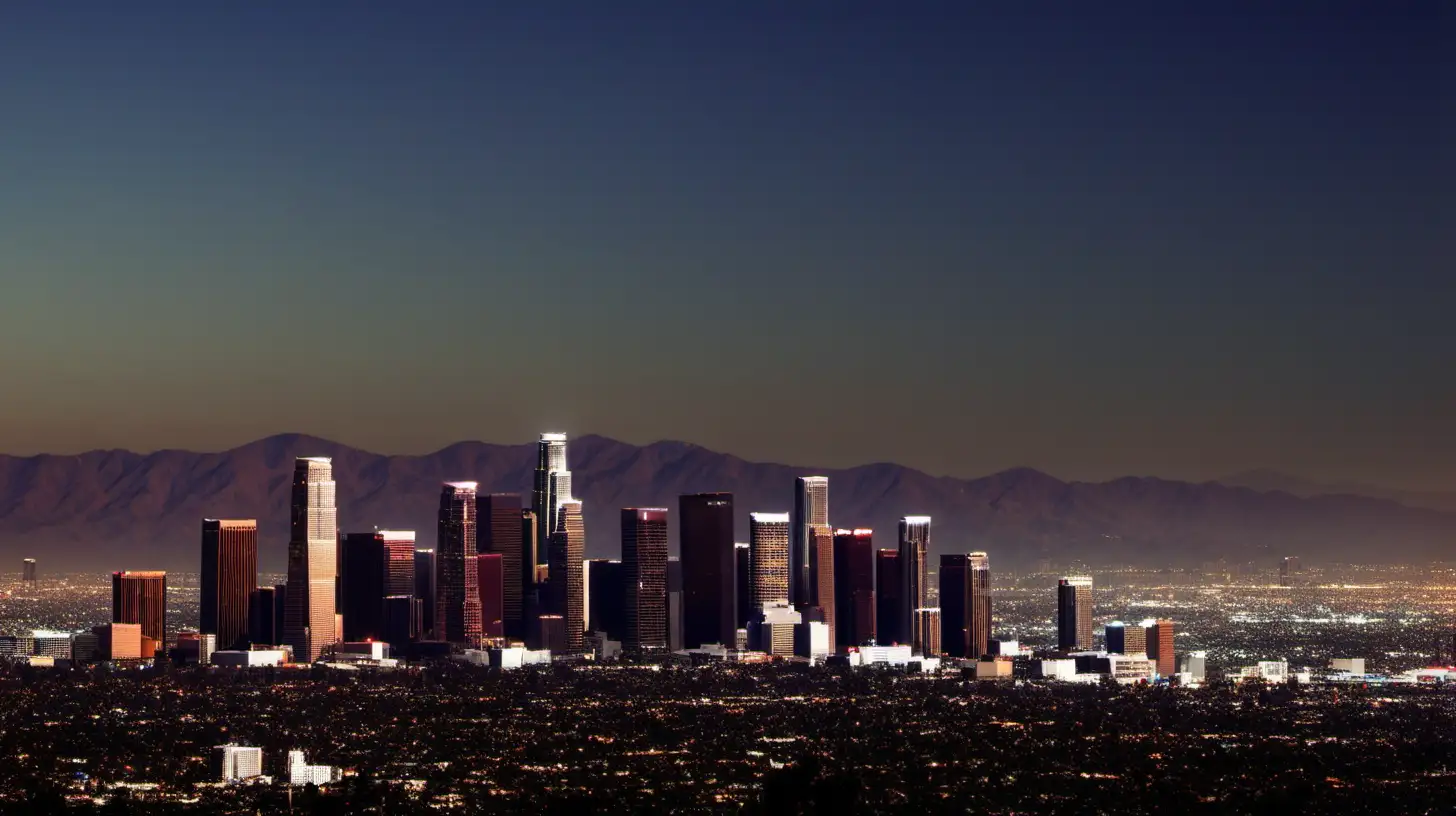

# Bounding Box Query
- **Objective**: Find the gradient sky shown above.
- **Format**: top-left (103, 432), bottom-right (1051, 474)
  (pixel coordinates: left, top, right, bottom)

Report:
top-left (1, 2), bottom-right (1450, 488)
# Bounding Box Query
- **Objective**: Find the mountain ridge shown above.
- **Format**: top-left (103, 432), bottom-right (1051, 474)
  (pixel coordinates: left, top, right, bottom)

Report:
top-left (1, 434), bottom-right (1452, 572)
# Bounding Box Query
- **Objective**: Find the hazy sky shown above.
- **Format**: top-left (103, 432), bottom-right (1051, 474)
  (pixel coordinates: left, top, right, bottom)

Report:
top-left (0, 3), bottom-right (1450, 488)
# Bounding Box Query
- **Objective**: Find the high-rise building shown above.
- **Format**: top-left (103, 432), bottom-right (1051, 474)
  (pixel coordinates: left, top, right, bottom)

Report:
top-left (734, 543), bottom-right (751, 630)
top-left (586, 559), bottom-right (626, 640)
top-left (939, 554), bottom-right (971, 658)
top-left (436, 482), bottom-right (482, 645)
top-left (112, 571), bottom-right (167, 655)
top-left (749, 512), bottom-right (791, 613)
top-left (810, 525), bottom-right (835, 635)
top-left (1106, 620), bottom-right (1146, 655)
top-left (1146, 618), bottom-right (1175, 677)
top-left (875, 549), bottom-right (903, 645)
top-left (622, 508), bottom-right (668, 651)
top-left (968, 552), bottom-right (991, 659)
top-left (97, 622), bottom-right (143, 661)
top-left (680, 493), bottom-right (735, 648)
top-left (899, 517), bottom-right (932, 655)
top-left (378, 530), bottom-right (416, 597)
top-left (215, 745), bottom-right (263, 783)
top-left (476, 494), bottom-right (524, 639)
top-left (531, 433), bottom-right (570, 569)
top-left (791, 476), bottom-right (829, 609)
top-left (284, 457), bottom-right (338, 663)
top-left (1057, 576), bottom-right (1094, 651)
top-left (339, 532), bottom-right (386, 642)
top-left (414, 549), bottom-right (436, 639)
top-left (1280, 556), bottom-right (1300, 587)
top-left (477, 553), bottom-right (504, 638)
top-left (200, 519), bottom-right (257, 651)
top-left (22, 558), bottom-right (36, 589)
top-left (249, 586), bottom-right (280, 646)
top-left (520, 508), bottom-right (538, 590)
top-left (547, 500), bottom-right (585, 653)
top-left (915, 607), bottom-right (942, 656)
top-left (833, 529), bottom-right (875, 649)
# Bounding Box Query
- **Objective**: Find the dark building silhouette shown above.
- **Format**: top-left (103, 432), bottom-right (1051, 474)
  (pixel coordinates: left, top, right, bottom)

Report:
top-left (680, 493), bottom-right (735, 648)
top-left (586, 559), bottom-right (626, 640)
top-left (200, 519), bottom-right (257, 651)
top-left (833, 529), bottom-right (875, 649)
top-left (940, 553), bottom-right (972, 658)
top-left (1058, 576), bottom-right (1094, 651)
top-left (413, 549), bottom-right (436, 640)
top-left (249, 586), bottom-right (281, 646)
top-left (436, 483), bottom-right (482, 645)
top-left (112, 571), bottom-right (167, 655)
top-left (734, 543), bottom-right (751, 631)
top-left (875, 549), bottom-right (903, 645)
top-left (340, 532), bottom-right (386, 642)
top-left (382, 595), bottom-right (415, 647)
top-left (478, 494), bottom-right (524, 639)
top-left (791, 476), bottom-right (828, 609)
top-left (22, 558), bottom-right (36, 588)
top-left (547, 500), bottom-right (585, 652)
top-left (622, 508), bottom-right (669, 651)
top-left (477, 553), bottom-right (504, 638)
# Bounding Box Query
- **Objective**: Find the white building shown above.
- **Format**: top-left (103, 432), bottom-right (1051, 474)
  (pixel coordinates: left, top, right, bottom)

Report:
top-left (487, 646), bottom-right (552, 670)
top-left (752, 602), bottom-right (801, 656)
top-left (849, 644), bottom-right (915, 667)
top-left (794, 620), bottom-right (831, 660)
top-left (1179, 651), bottom-right (1208, 682)
top-left (1036, 658), bottom-right (1079, 681)
top-left (1329, 658), bottom-right (1365, 676)
top-left (1239, 660), bottom-right (1289, 683)
top-left (31, 631), bottom-right (73, 659)
top-left (216, 745), bottom-right (263, 783)
top-left (212, 649), bottom-right (286, 668)
top-left (288, 750), bottom-right (337, 786)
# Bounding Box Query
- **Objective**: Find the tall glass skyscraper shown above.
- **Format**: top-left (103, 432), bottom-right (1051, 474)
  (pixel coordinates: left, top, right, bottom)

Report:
top-left (547, 499), bottom-right (585, 653)
top-left (749, 512), bottom-right (791, 613)
top-left (898, 516), bottom-right (931, 655)
top-left (201, 519), bottom-right (258, 652)
top-left (680, 493), bottom-right (735, 648)
top-left (113, 570), bottom-right (167, 655)
top-left (622, 508), bottom-right (669, 652)
top-left (1057, 576), bottom-right (1094, 651)
top-left (285, 457), bottom-right (337, 663)
top-left (478, 494), bottom-right (524, 638)
top-left (437, 482), bottom-right (482, 645)
top-left (791, 476), bottom-right (828, 609)
top-left (531, 433), bottom-right (570, 569)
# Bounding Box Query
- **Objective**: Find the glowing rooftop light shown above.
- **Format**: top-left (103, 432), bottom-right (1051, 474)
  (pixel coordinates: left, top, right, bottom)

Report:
top-left (751, 512), bottom-right (790, 523)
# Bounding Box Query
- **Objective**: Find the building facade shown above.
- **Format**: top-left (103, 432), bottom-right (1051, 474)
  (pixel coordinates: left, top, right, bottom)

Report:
top-left (547, 500), bottom-right (585, 652)
top-left (680, 493), bottom-right (735, 648)
top-left (436, 482), bottom-right (483, 645)
top-left (1057, 576), bottom-right (1094, 651)
top-left (112, 570), bottom-right (167, 655)
top-left (531, 433), bottom-right (570, 569)
top-left (622, 508), bottom-right (669, 651)
top-left (790, 476), bottom-right (829, 609)
top-left (284, 457), bottom-right (338, 663)
top-left (749, 512), bottom-right (791, 614)
top-left (875, 548), bottom-right (902, 645)
top-left (201, 519), bottom-right (258, 651)
top-left (899, 517), bottom-right (931, 655)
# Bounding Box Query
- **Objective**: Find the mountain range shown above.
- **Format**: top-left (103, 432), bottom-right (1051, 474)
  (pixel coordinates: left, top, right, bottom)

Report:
top-left (1215, 469), bottom-right (1456, 514)
top-left (0, 433), bottom-right (1452, 573)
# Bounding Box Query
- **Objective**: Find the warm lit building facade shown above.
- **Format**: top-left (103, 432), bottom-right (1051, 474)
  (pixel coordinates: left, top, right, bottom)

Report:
top-left (437, 482), bottom-right (483, 645)
top-left (790, 476), bottom-right (828, 609)
top-left (284, 457), bottom-right (338, 662)
top-left (622, 508), bottom-right (669, 651)
top-left (112, 570), bottom-right (167, 655)
top-left (201, 519), bottom-right (258, 651)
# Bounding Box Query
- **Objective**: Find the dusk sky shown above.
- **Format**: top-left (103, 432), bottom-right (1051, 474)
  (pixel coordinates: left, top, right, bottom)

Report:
top-left (0, 3), bottom-right (1449, 488)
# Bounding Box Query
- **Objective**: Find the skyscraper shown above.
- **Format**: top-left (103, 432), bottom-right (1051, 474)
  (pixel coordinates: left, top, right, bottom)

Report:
top-left (586, 559), bottom-right (626, 640)
top-left (479, 494), bottom-right (524, 638)
top-left (1057, 576), bottom-right (1094, 651)
top-left (378, 530), bottom-right (416, 597)
top-left (547, 500), bottom-right (585, 653)
top-left (915, 607), bottom-right (942, 656)
top-left (810, 525), bottom-right (835, 635)
top-left (749, 513), bottom-right (791, 614)
top-left (939, 553), bottom-right (972, 658)
top-left (680, 493), bottom-right (735, 648)
top-left (622, 508), bottom-right (668, 651)
top-left (200, 519), bottom-right (258, 651)
top-left (436, 482), bottom-right (482, 645)
top-left (531, 433), bottom-right (570, 569)
top-left (414, 549), bottom-right (436, 640)
top-left (477, 553), bottom-right (504, 638)
top-left (734, 543), bottom-right (751, 630)
top-left (833, 529), bottom-right (875, 649)
top-left (1147, 619), bottom-right (1175, 676)
top-left (340, 532), bottom-right (385, 642)
top-left (1106, 620), bottom-right (1146, 655)
top-left (112, 571), bottom-right (167, 655)
top-left (968, 552), bottom-right (992, 660)
top-left (791, 476), bottom-right (829, 609)
top-left (249, 586), bottom-right (280, 646)
top-left (1280, 556), bottom-right (1300, 587)
top-left (899, 517), bottom-right (931, 655)
top-left (284, 457), bottom-right (338, 663)
top-left (875, 549), bottom-right (903, 645)
top-left (22, 558), bottom-right (36, 589)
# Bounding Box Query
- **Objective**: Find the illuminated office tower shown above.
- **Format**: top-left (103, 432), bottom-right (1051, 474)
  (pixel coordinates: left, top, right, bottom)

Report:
top-left (622, 508), bottom-right (669, 651)
top-left (833, 529), bottom-right (875, 649)
top-left (378, 530), bottom-right (415, 597)
top-left (436, 482), bottom-right (482, 645)
top-left (339, 532), bottom-right (385, 642)
top-left (680, 493), bottom-right (735, 648)
top-left (1105, 621), bottom-right (1136, 655)
top-left (112, 570), bottom-right (167, 655)
top-left (1057, 576), bottom-right (1094, 651)
top-left (22, 558), bottom-right (36, 589)
top-left (915, 607), bottom-right (942, 656)
top-left (790, 476), bottom-right (829, 609)
top-left (807, 525), bottom-right (835, 633)
top-left (414, 549), bottom-right (436, 639)
top-left (200, 519), bottom-right (257, 651)
top-left (1146, 619), bottom-right (1175, 676)
top-left (968, 552), bottom-right (992, 658)
top-left (1280, 556), bottom-right (1300, 587)
top-left (284, 457), bottom-right (338, 663)
top-left (875, 549), bottom-right (903, 644)
top-left (734, 543), bottom-right (751, 629)
top-left (531, 433), bottom-right (570, 568)
top-left (586, 559), bottom-right (626, 640)
top-left (477, 553), bottom-right (504, 638)
top-left (547, 500), bottom-right (585, 652)
top-left (899, 517), bottom-right (931, 655)
top-left (478, 494), bottom-right (524, 638)
top-left (749, 512), bottom-right (791, 613)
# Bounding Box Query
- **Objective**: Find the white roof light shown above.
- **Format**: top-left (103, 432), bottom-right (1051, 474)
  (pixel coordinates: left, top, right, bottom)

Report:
top-left (445, 481), bottom-right (479, 490)
top-left (902, 516), bottom-right (932, 524)
top-left (750, 512), bottom-right (790, 523)
top-left (540, 433), bottom-right (567, 442)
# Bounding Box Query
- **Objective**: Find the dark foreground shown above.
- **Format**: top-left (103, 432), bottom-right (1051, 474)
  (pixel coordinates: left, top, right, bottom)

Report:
top-left (0, 663), bottom-right (1452, 814)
